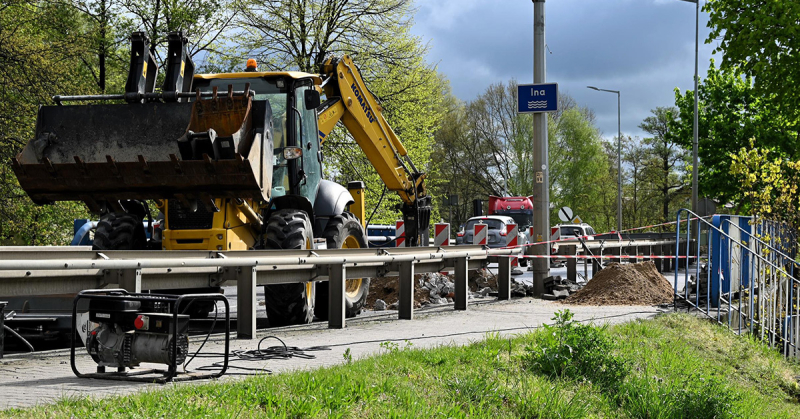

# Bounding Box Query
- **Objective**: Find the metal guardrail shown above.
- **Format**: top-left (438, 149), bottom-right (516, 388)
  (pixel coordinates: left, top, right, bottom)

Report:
top-left (674, 209), bottom-right (800, 359)
top-left (0, 245), bottom-right (520, 338)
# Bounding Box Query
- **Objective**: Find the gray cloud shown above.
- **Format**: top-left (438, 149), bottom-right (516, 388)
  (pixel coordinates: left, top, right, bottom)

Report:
top-left (412, 0), bottom-right (716, 139)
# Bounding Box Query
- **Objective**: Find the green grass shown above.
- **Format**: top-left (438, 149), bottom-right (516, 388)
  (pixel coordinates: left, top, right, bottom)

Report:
top-left (5, 312), bottom-right (800, 418)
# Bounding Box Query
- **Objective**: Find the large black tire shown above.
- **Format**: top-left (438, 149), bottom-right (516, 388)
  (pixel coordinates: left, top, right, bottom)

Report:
top-left (315, 212), bottom-right (370, 320)
top-left (262, 209), bottom-right (316, 326)
top-left (92, 212), bottom-right (147, 250)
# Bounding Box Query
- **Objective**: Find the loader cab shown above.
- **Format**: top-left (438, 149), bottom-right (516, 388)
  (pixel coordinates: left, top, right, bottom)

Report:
top-left (191, 73), bottom-right (323, 205)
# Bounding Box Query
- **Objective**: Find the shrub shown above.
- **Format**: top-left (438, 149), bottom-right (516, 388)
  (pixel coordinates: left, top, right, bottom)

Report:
top-left (523, 309), bottom-right (628, 389)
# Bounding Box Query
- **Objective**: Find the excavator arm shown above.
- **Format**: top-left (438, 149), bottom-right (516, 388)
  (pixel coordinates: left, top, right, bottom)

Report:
top-left (316, 55), bottom-right (431, 245)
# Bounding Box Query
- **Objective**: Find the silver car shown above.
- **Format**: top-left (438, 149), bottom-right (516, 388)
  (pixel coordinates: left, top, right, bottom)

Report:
top-left (461, 215), bottom-right (526, 248)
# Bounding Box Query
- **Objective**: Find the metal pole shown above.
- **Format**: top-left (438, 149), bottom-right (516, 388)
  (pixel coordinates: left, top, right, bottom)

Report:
top-left (692, 0), bottom-right (699, 213)
top-left (617, 91), bottom-right (622, 232)
top-left (587, 86), bottom-right (622, 231)
top-left (531, 0), bottom-right (549, 296)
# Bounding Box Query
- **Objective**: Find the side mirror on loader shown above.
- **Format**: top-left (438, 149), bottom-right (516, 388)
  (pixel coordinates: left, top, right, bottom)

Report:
top-left (304, 89), bottom-right (321, 110)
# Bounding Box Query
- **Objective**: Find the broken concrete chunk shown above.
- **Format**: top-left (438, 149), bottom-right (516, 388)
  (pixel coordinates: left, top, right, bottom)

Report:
top-left (374, 299), bottom-right (387, 311)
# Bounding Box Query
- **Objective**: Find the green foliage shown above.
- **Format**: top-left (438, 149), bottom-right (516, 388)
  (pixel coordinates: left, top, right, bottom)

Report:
top-left (6, 313), bottom-right (800, 418)
top-left (0, 1), bottom-right (93, 244)
top-left (620, 372), bottom-right (739, 419)
top-left (523, 309), bottom-right (628, 389)
top-left (639, 107), bottom-right (690, 224)
top-left (548, 106), bottom-right (613, 231)
top-left (432, 82), bottom-right (613, 231)
top-left (236, 0), bottom-right (444, 225)
top-left (730, 141), bottom-right (800, 231)
top-left (706, 0), bottom-right (800, 127)
top-left (671, 61), bottom-right (799, 206)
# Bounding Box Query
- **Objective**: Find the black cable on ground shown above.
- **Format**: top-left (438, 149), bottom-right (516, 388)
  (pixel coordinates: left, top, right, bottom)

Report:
top-left (183, 301), bottom-right (219, 371)
top-left (3, 324), bottom-right (35, 352)
top-left (187, 335), bottom-right (331, 376)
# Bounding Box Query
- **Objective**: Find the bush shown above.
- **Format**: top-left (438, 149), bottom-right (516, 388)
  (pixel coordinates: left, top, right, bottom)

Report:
top-left (523, 309), bottom-right (628, 389)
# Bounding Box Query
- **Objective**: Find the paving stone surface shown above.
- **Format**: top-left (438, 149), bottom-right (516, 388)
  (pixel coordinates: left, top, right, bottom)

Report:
top-left (0, 298), bottom-right (666, 410)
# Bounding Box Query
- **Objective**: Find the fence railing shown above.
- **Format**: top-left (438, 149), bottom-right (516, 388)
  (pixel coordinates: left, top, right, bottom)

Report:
top-left (0, 245), bottom-right (520, 338)
top-left (674, 209), bottom-right (800, 358)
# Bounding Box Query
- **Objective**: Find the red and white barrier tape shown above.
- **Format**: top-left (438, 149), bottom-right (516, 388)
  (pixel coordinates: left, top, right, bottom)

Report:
top-left (515, 254), bottom-right (693, 259)
top-left (514, 215), bottom-right (712, 249)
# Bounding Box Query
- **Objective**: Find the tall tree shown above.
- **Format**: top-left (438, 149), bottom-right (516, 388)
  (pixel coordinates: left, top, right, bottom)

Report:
top-left (0, 1), bottom-right (92, 244)
top-left (671, 62), bottom-right (798, 206)
top-left (236, 0), bottom-right (412, 73)
top-left (121, 0), bottom-right (236, 60)
top-left (639, 107), bottom-right (689, 223)
top-left (706, 0), bottom-right (800, 127)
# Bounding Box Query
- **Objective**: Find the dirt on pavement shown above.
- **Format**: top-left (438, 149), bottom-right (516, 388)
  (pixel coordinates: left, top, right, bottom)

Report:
top-left (564, 261), bottom-right (673, 306)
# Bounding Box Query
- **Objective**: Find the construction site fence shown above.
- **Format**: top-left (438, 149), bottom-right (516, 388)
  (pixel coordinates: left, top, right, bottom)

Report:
top-left (673, 209), bottom-right (800, 359)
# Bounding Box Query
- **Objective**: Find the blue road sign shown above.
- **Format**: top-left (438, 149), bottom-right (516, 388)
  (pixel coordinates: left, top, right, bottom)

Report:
top-left (517, 82), bottom-right (558, 113)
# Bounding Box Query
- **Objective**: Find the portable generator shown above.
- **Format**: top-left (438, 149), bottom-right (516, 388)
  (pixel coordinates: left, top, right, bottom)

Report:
top-left (71, 289), bottom-right (229, 383)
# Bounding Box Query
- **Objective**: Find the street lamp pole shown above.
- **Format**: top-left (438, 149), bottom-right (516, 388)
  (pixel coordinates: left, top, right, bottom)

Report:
top-left (587, 86), bottom-right (622, 232)
top-left (679, 0), bottom-right (700, 213)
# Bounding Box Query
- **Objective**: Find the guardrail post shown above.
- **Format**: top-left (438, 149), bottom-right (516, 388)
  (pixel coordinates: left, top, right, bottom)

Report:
top-left (454, 257), bottom-right (468, 310)
top-left (236, 266), bottom-right (257, 339)
top-left (498, 256), bottom-right (511, 300)
top-left (399, 261), bottom-right (414, 320)
top-left (328, 264), bottom-right (346, 328)
top-left (566, 245), bottom-right (577, 282)
top-left (119, 269), bottom-right (141, 293)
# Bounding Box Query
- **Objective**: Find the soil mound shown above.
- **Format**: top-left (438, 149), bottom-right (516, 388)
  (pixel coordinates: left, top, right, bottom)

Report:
top-left (564, 261), bottom-right (673, 306)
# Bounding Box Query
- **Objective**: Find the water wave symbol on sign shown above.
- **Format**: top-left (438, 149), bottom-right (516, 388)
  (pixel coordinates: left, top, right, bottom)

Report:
top-left (527, 100), bottom-right (548, 109)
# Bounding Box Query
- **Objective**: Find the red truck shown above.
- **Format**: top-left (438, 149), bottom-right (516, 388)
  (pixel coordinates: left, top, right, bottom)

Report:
top-left (488, 195), bottom-right (534, 229)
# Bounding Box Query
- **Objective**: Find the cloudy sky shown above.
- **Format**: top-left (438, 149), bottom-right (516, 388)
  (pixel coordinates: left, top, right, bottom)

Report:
top-left (411, 0), bottom-right (715, 139)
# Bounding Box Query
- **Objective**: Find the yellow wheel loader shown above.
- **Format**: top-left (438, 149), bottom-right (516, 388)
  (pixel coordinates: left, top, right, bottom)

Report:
top-left (11, 32), bottom-right (431, 325)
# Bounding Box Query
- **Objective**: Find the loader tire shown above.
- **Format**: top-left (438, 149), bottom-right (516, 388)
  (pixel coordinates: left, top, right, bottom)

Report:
top-left (315, 212), bottom-right (370, 320)
top-left (92, 212), bottom-right (146, 250)
top-left (262, 209), bottom-right (316, 326)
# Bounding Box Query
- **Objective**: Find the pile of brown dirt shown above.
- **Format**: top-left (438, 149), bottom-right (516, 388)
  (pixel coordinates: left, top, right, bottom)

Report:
top-left (564, 261), bottom-right (673, 306)
top-left (366, 276), bottom-right (431, 309)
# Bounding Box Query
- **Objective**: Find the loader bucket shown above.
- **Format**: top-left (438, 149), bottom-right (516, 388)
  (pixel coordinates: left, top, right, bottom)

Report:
top-left (13, 94), bottom-right (273, 211)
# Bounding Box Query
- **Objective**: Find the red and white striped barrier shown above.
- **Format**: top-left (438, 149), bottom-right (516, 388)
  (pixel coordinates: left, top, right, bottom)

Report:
top-left (434, 223), bottom-right (450, 247)
top-left (506, 224), bottom-right (518, 267)
top-left (473, 223), bottom-right (488, 245)
top-left (396, 220), bottom-right (405, 248)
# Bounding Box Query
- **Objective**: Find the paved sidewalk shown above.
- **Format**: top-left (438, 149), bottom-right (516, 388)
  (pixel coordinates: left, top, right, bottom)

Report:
top-left (0, 298), bottom-right (667, 410)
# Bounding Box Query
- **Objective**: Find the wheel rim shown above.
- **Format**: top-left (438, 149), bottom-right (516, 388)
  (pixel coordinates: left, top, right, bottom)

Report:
top-left (343, 235), bottom-right (363, 298)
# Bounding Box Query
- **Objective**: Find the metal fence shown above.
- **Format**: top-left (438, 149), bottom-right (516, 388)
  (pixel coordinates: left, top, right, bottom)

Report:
top-left (674, 209), bottom-right (800, 358)
top-left (0, 245), bottom-right (520, 339)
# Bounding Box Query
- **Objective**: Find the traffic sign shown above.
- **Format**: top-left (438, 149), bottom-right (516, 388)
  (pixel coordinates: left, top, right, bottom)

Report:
top-left (517, 82), bottom-right (558, 113)
top-left (558, 206), bottom-right (573, 222)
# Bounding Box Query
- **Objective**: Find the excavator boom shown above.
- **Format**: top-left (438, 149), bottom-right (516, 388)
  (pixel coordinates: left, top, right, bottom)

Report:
top-left (316, 56), bottom-right (430, 243)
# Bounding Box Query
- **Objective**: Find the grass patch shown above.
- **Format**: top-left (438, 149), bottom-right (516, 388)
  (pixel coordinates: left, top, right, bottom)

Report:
top-left (4, 312), bottom-right (800, 418)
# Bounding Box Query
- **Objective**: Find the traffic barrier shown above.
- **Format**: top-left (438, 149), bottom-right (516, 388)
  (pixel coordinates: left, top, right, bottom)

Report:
top-left (506, 224), bottom-right (518, 267)
top-left (396, 220), bottom-right (405, 247)
top-left (0, 245), bottom-right (521, 335)
top-left (434, 223), bottom-right (450, 247)
top-left (473, 224), bottom-right (487, 245)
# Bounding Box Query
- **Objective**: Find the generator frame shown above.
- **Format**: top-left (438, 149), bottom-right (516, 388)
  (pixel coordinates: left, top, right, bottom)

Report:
top-left (69, 289), bottom-right (230, 383)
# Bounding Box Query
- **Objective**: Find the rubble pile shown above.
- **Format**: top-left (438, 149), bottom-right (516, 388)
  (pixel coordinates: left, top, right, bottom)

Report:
top-left (367, 271), bottom-right (499, 311)
top-left (564, 261), bottom-right (673, 306)
top-left (541, 275), bottom-right (584, 300)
